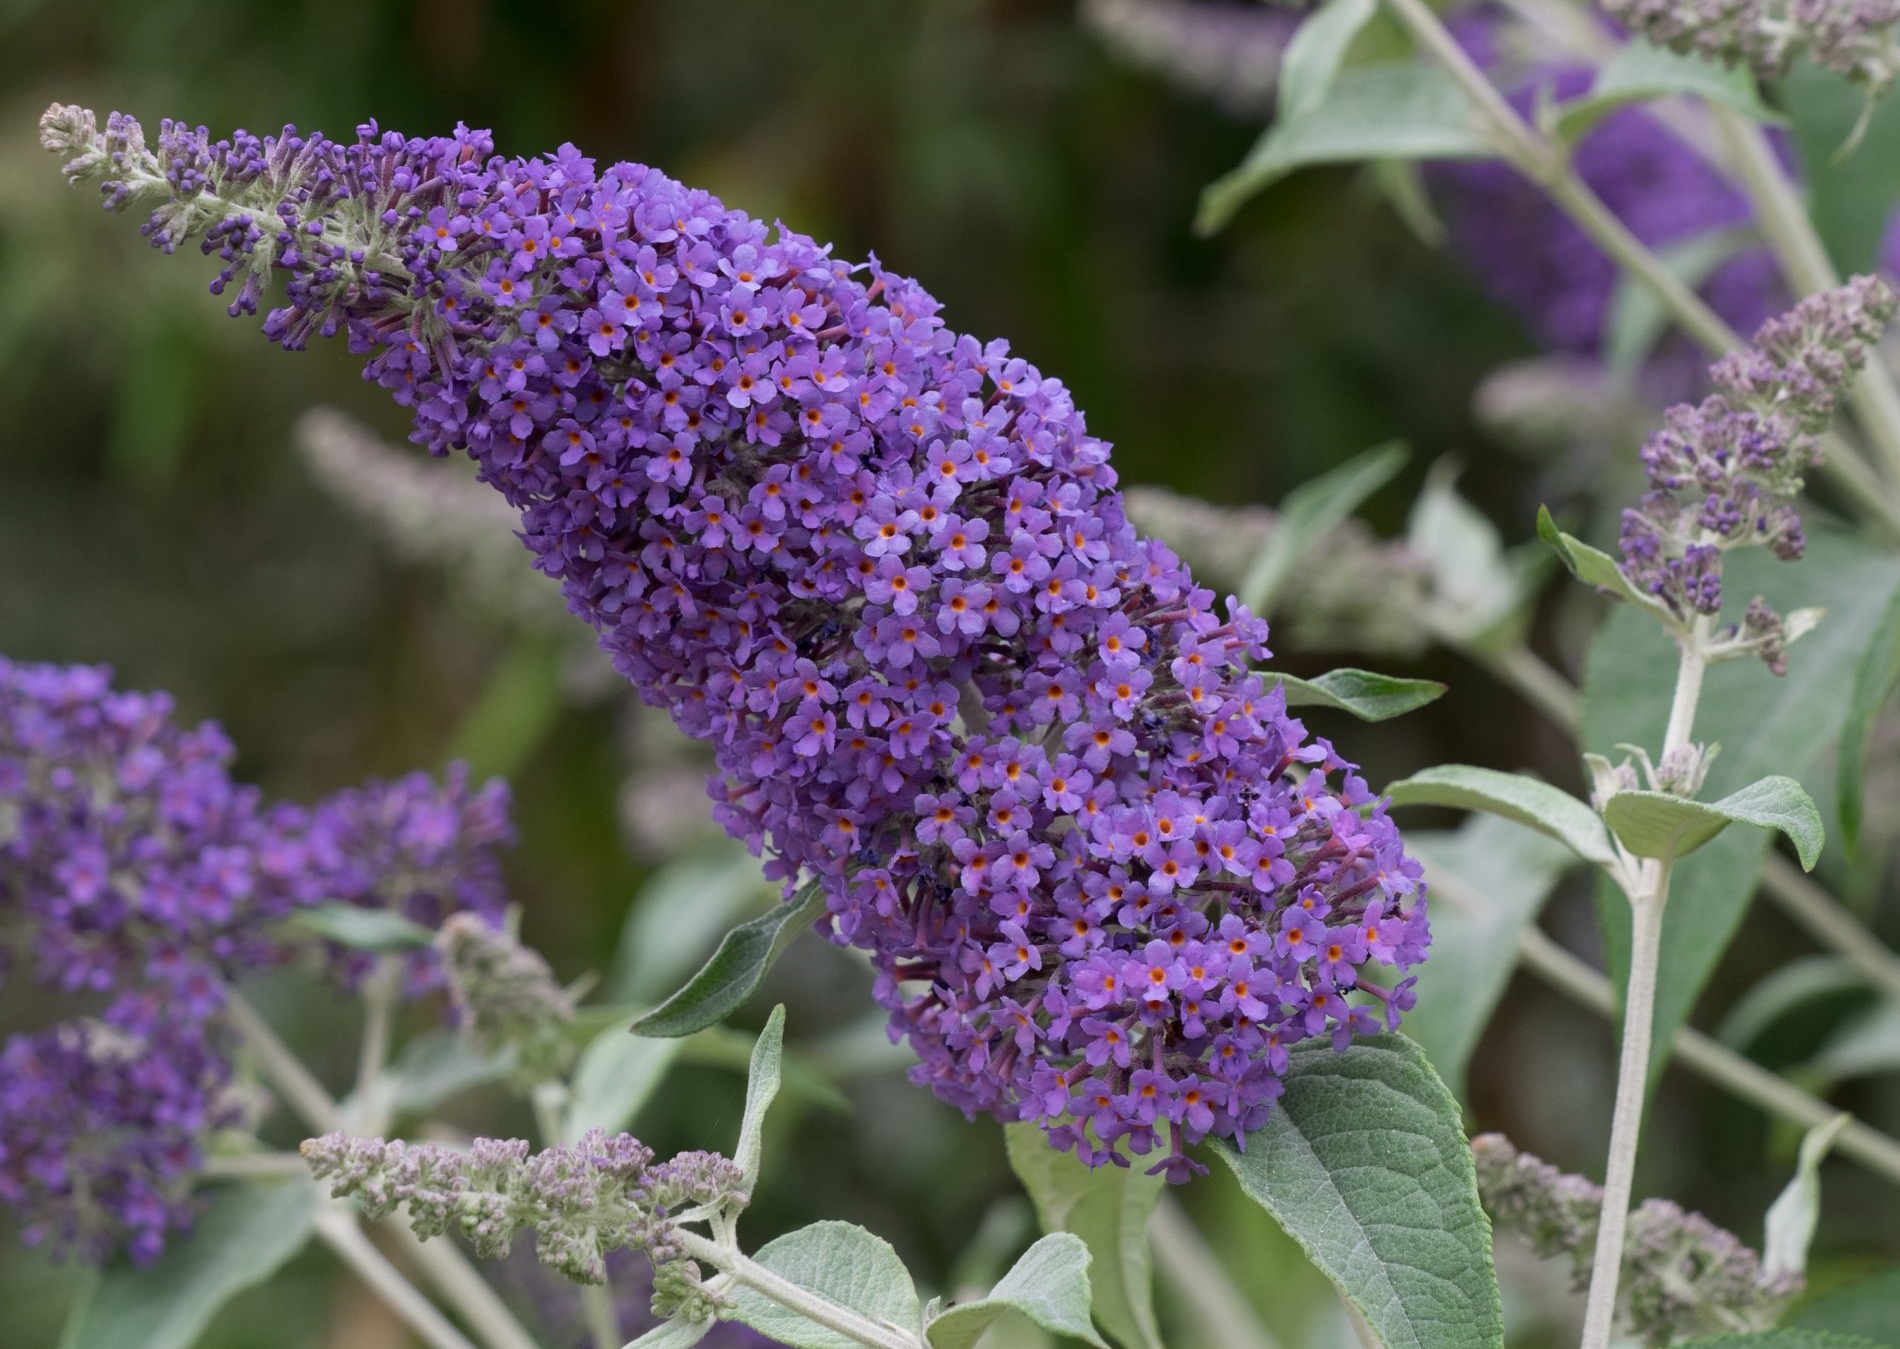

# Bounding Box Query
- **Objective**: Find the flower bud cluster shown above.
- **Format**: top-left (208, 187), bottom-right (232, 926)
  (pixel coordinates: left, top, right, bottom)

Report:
top-left (47, 108), bottom-right (1430, 1182)
top-left (0, 657), bottom-right (515, 1261)
top-left (1472, 1133), bottom-right (1800, 1346)
top-left (1604, 0), bottom-right (1900, 99)
top-left (303, 1129), bottom-right (744, 1307)
top-left (1617, 277), bottom-right (1897, 666)
top-left (438, 912), bottom-right (577, 1086)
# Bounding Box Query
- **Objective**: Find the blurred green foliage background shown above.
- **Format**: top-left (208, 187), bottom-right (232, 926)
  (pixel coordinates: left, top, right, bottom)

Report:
top-left (3, 2), bottom-right (1895, 1347)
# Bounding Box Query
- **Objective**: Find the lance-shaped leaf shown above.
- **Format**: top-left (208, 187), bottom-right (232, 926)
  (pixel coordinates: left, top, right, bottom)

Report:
top-left (1213, 1035), bottom-right (1504, 1349)
top-left (629, 882), bottom-right (824, 1038)
top-left (61, 1182), bottom-right (316, 1349)
top-left (1270, 668), bottom-right (1447, 722)
top-left (728, 1221), bottom-right (922, 1349)
top-left (735, 1005), bottom-right (787, 1190)
top-left (1553, 39), bottom-right (1784, 144)
top-left (1238, 440), bottom-right (1409, 614)
top-left (1198, 65), bottom-right (1494, 234)
top-left (1384, 764), bottom-right (1616, 868)
top-left (926, 1233), bottom-right (1105, 1349)
top-left (1536, 506), bottom-right (1673, 621)
top-left (1762, 1113), bottom-right (1851, 1283)
top-left (282, 902), bottom-right (433, 951)
top-left (1602, 776), bottom-right (1824, 870)
top-left (566, 1015), bottom-right (685, 1142)
top-left (1401, 818), bottom-right (1577, 1099)
top-left (620, 1319), bottom-right (713, 1349)
top-left (1005, 1123), bottom-right (1165, 1349)
top-left (1791, 1267), bottom-right (1900, 1345)
top-left (1836, 584), bottom-right (1900, 857)
top-left (1279, 0), bottom-right (1380, 122)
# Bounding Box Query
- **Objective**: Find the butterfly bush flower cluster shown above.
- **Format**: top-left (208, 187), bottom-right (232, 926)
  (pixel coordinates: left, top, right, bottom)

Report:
top-left (1617, 275), bottom-right (1898, 669)
top-left (1473, 1134), bottom-right (1800, 1345)
top-left (0, 656), bottom-right (514, 1261)
top-left (1604, 0), bottom-right (1900, 98)
top-left (304, 1129), bottom-right (743, 1315)
top-left (42, 104), bottom-right (1431, 1182)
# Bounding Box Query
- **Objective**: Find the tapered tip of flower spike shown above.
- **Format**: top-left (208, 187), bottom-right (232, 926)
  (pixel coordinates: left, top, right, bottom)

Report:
top-left (39, 103), bottom-right (94, 154)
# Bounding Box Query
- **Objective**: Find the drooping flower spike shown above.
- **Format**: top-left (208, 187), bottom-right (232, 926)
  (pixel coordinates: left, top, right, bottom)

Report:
top-left (43, 106), bottom-right (1431, 1180)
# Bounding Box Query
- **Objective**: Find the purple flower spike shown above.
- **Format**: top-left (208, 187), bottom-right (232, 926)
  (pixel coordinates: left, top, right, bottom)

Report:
top-left (43, 107), bottom-right (1432, 1180)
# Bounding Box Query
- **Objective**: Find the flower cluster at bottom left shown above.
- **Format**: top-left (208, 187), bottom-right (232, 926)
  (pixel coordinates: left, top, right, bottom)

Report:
top-left (0, 656), bottom-right (514, 1264)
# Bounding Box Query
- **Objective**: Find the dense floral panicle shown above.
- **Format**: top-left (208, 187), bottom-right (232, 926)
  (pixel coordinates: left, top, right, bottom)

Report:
top-left (1604, 0), bottom-right (1900, 97)
top-left (438, 912), bottom-right (577, 1085)
top-left (1617, 276), bottom-right (1897, 664)
top-left (1080, 0), bottom-right (1303, 116)
top-left (1472, 1134), bottom-right (1799, 1346)
top-left (0, 655), bottom-right (514, 1262)
top-left (304, 1129), bottom-right (742, 1308)
top-left (0, 995), bottom-right (249, 1264)
top-left (47, 107), bottom-right (1431, 1180)
top-left (0, 656), bottom-right (513, 999)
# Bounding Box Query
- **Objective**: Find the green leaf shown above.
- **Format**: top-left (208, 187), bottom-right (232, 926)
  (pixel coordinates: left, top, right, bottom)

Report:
top-left (1677, 1334), bottom-right (1890, 1349)
top-left (1270, 668), bottom-right (1447, 721)
top-left (1835, 583), bottom-right (1900, 857)
top-left (736, 1005), bottom-right (787, 1190)
top-left (728, 1220), bottom-right (922, 1349)
top-left (604, 845), bottom-right (778, 1005)
top-left (1279, 0), bottom-right (1379, 121)
top-left (1554, 39), bottom-right (1784, 144)
top-left (1603, 228), bottom-right (1757, 379)
top-left (566, 1014), bottom-right (686, 1143)
top-left (1762, 1113), bottom-right (1851, 1282)
top-left (1401, 818), bottom-right (1577, 1099)
top-left (620, 1318), bottom-right (714, 1349)
top-left (1793, 1268), bottom-right (1900, 1346)
top-left (1198, 64), bottom-right (1494, 234)
top-left (1406, 462), bottom-right (1529, 649)
top-left (628, 882), bottom-right (825, 1038)
top-left (1005, 1123), bottom-right (1165, 1349)
top-left (1583, 532), bottom-right (1900, 1086)
top-left (1783, 62), bottom-right (1900, 271)
top-left (1239, 440), bottom-right (1409, 614)
top-left (447, 635), bottom-right (568, 780)
top-left (1536, 506), bottom-right (1672, 621)
top-left (1213, 1035), bottom-right (1504, 1349)
top-left (1383, 764), bottom-right (1616, 868)
top-left (378, 1028), bottom-right (512, 1117)
top-left (1715, 956), bottom-right (1868, 1052)
top-left (1603, 776), bottom-right (1825, 870)
top-left (926, 1233), bottom-right (1105, 1349)
top-left (282, 902), bottom-right (434, 951)
top-left (1803, 1002), bottom-right (1900, 1083)
top-left (62, 1182), bottom-right (316, 1349)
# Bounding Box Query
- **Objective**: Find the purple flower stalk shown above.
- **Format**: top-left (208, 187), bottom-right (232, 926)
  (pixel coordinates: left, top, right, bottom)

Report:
top-left (304, 1129), bottom-right (743, 1314)
top-left (43, 105), bottom-right (1431, 1180)
top-left (0, 994), bottom-right (253, 1265)
top-left (1, 655), bottom-right (515, 1260)
top-left (1617, 276), bottom-right (1898, 669)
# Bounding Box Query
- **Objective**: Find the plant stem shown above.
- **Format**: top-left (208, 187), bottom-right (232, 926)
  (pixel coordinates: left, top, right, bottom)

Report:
top-left (225, 987), bottom-right (546, 1349)
top-left (1710, 109), bottom-right (1900, 481)
top-left (1151, 1196), bottom-right (1284, 1349)
top-left (225, 991), bottom-right (347, 1133)
top-left (1379, 0), bottom-right (1900, 535)
top-left (1576, 881), bottom-right (1666, 1349)
top-left (675, 1230), bottom-right (923, 1349)
top-left (1476, 637), bottom-right (1900, 1015)
top-left (315, 1204), bottom-right (485, 1349)
top-left (202, 1152), bottom-right (313, 1179)
top-left (354, 959), bottom-right (399, 1135)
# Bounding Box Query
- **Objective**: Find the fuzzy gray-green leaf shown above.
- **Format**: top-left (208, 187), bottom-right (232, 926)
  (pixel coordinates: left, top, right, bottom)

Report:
top-left (926, 1233), bottom-right (1105, 1349)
